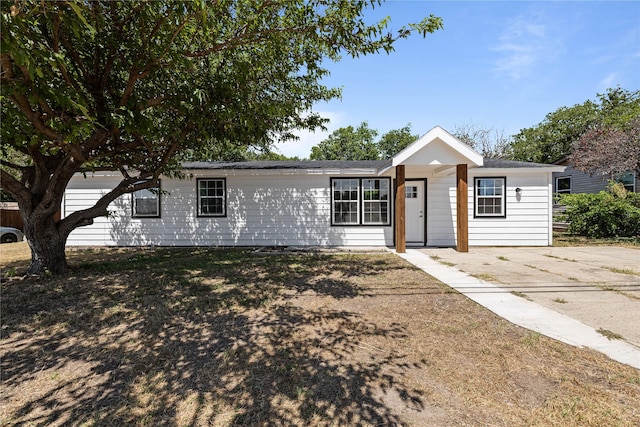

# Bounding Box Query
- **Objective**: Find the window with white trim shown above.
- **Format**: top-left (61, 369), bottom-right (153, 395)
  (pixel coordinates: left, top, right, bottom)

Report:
top-left (474, 177), bottom-right (505, 218)
top-left (555, 176), bottom-right (571, 194)
top-left (132, 181), bottom-right (161, 218)
top-left (197, 178), bottom-right (226, 217)
top-left (332, 178), bottom-right (360, 225)
top-left (331, 178), bottom-right (391, 225)
top-left (362, 178), bottom-right (390, 224)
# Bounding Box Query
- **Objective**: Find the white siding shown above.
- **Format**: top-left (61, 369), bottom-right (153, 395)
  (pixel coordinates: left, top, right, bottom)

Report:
top-left (469, 173), bottom-right (552, 246)
top-left (426, 178), bottom-right (457, 247)
top-left (64, 167), bottom-right (555, 248)
top-left (65, 172), bottom-right (393, 247)
top-left (63, 176), bottom-right (123, 246)
top-left (426, 171), bottom-right (553, 247)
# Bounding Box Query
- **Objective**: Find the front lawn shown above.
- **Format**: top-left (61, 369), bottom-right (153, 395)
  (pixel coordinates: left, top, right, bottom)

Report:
top-left (1, 243), bottom-right (639, 426)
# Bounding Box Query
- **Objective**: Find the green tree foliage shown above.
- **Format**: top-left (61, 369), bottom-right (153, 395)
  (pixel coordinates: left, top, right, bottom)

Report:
top-left (509, 88), bottom-right (640, 164)
top-left (598, 87), bottom-right (640, 129)
top-left (510, 101), bottom-right (599, 163)
top-left (309, 122), bottom-right (418, 160)
top-left (310, 122), bottom-right (380, 160)
top-left (180, 144), bottom-right (298, 162)
top-left (572, 96), bottom-right (640, 178)
top-left (559, 183), bottom-right (640, 239)
top-left (377, 124), bottom-right (418, 159)
top-left (0, 1), bottom-right (442, 274)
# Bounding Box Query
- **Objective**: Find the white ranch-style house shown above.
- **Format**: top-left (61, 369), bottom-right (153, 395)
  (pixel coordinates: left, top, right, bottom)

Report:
top-left (63, 126), bottom-right (565, 252)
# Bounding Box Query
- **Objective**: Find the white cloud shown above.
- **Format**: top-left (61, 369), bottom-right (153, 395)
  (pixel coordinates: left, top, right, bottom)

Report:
top-left (599, 72), bottom-right (618, 90)
top-left (492, 14), bottom-right (558, 81)
top-left (275, 111), bottom-right (345, 159)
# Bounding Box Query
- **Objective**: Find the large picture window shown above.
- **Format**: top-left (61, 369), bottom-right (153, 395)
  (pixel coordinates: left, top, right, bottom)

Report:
top-left (198, 178), bottom-right (226, 217)
top-left (474, 177), bottom-right (506, 218)
top-left (331, 178), bottom-right (391, 226)
top-left (132, 181), bottom-right (161, 218)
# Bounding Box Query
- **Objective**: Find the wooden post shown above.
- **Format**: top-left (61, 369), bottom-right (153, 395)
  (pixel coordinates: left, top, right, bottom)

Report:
top-left (395, 165), bottom-right (406, 253)
top-left (456, 164), bottom-right (469, 253)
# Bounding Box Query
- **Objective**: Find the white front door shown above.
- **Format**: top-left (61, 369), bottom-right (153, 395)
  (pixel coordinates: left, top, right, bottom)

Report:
top-left (405, 180), bottom-right (425, 244)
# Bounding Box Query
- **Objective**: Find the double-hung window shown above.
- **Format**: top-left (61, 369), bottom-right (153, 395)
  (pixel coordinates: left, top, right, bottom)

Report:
top-left (198, 178), bottom-right (226, 217)
top-left (332, 178), bottom-right (360, 225)
top-left (362, 178), bottom-right (390, 224)
top-left (474, 177), bottom-right (506, 218)
top-left (555, 177), bottom-right (571, 194)
top-left (132, 181), bottom-right (161, 218)
top-left (332, 178), bottom-right (391, 225)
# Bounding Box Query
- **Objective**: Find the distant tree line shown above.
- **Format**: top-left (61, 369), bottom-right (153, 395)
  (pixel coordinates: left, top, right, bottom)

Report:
top-left (307, 87), bottom-right (639, 181)
top-left (309, 122), bottom-right (418, 160)
top-left (510, 87), bottom-right (639, 178)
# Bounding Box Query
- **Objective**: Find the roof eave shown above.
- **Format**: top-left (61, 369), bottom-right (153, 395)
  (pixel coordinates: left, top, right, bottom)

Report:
top-left (473, 166), bottom-right (566, 174)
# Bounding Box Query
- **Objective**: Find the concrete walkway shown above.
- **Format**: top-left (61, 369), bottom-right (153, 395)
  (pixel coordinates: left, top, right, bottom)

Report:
top-left (397, 249), bottom-right (640, 370)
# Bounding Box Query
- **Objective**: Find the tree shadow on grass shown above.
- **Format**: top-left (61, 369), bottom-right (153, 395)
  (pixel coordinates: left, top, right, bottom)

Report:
top-left (1, 249), bottom-right (425, 426)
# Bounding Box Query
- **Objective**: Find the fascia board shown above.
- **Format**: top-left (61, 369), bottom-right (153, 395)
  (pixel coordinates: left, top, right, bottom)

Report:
top-left (185, 167), bottom-right (382, 177)
top-left (470, 166), bottom-right (567, 174)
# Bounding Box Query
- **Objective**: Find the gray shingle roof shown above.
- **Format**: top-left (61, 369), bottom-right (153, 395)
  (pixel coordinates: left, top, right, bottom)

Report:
top-left (480, 158), bottom-right (556, 168)
top-left (182, 160), bottom-right (392, 170)
top-left (181, 158), bottom-right (554, 171)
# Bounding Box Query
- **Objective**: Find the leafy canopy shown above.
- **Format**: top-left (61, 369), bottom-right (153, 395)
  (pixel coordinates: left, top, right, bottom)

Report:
top-left (309, 122), bottom-right (418, 160)
top-left (571, 89), bottom-right (640, 177)
top-left (0, 0), bottom-right (443, 275)
top-left (509, 87), bottom-right (640, 164)
top-left (1, 0), bottom-right (443, 190)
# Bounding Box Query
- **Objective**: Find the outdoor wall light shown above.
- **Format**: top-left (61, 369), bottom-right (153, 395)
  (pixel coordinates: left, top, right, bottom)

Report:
top-left (515, 187), bottom-right (522, 194)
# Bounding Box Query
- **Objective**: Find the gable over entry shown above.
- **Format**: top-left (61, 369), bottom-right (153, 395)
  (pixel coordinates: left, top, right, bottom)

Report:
top-left (388, 126), bottom-right (484, 253)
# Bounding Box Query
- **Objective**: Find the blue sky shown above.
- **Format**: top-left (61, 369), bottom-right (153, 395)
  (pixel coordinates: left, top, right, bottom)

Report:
top-left (276, 0), bottom-right (640, 158)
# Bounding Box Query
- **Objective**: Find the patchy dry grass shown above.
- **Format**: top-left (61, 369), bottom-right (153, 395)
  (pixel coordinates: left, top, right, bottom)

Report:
top-left (554, 233), bottom-right (640, 248)
top-left (604, 267), bottom-right (640, 277)
top-left (1, 242), bottom-right (639, 426)
top-left (597, 328), bottom-right (625, 341)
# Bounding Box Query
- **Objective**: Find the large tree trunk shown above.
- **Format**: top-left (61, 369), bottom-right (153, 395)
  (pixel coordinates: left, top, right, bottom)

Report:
top-left (23, 209), bottom-right (70, 275)
top-left (8, 161), bottom-right (152, 276)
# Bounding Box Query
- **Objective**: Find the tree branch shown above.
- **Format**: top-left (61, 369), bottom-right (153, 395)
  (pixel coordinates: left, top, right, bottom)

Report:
top-left (58, 176), bottom-right (157, 237)
top-left (0, 53), bottom-right (14, 80)
top-left (118, 67), bottom-right (151, 107)
top-left (7, 94), bottom-right (62, 141)
top-left (50, 13), bottom-right (84, 96)
top-left (0, 169), bottom-right (31, 208)
top-left (185, 25), bottom-right (312, 58)
top-left (139, 95), bottom-right (167, 111)
top-left (58, 28), bottom-right (89, 84)
top-left (0, 159), bottom-right (29, 173)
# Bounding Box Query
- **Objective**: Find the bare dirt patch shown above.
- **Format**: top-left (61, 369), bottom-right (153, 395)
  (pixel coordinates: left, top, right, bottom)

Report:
top-left (2, 245), bottom-right (639, 426)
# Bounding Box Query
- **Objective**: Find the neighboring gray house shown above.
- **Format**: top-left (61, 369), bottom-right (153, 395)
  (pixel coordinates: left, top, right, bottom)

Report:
top-left (63, 126), bottom-right (565, 250)
top-left (552, 156), bottom-right (638, 195)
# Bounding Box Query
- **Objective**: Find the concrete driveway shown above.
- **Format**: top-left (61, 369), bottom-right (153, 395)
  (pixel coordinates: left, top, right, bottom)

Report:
top-left (418, 246), bottom-right (640, 349)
